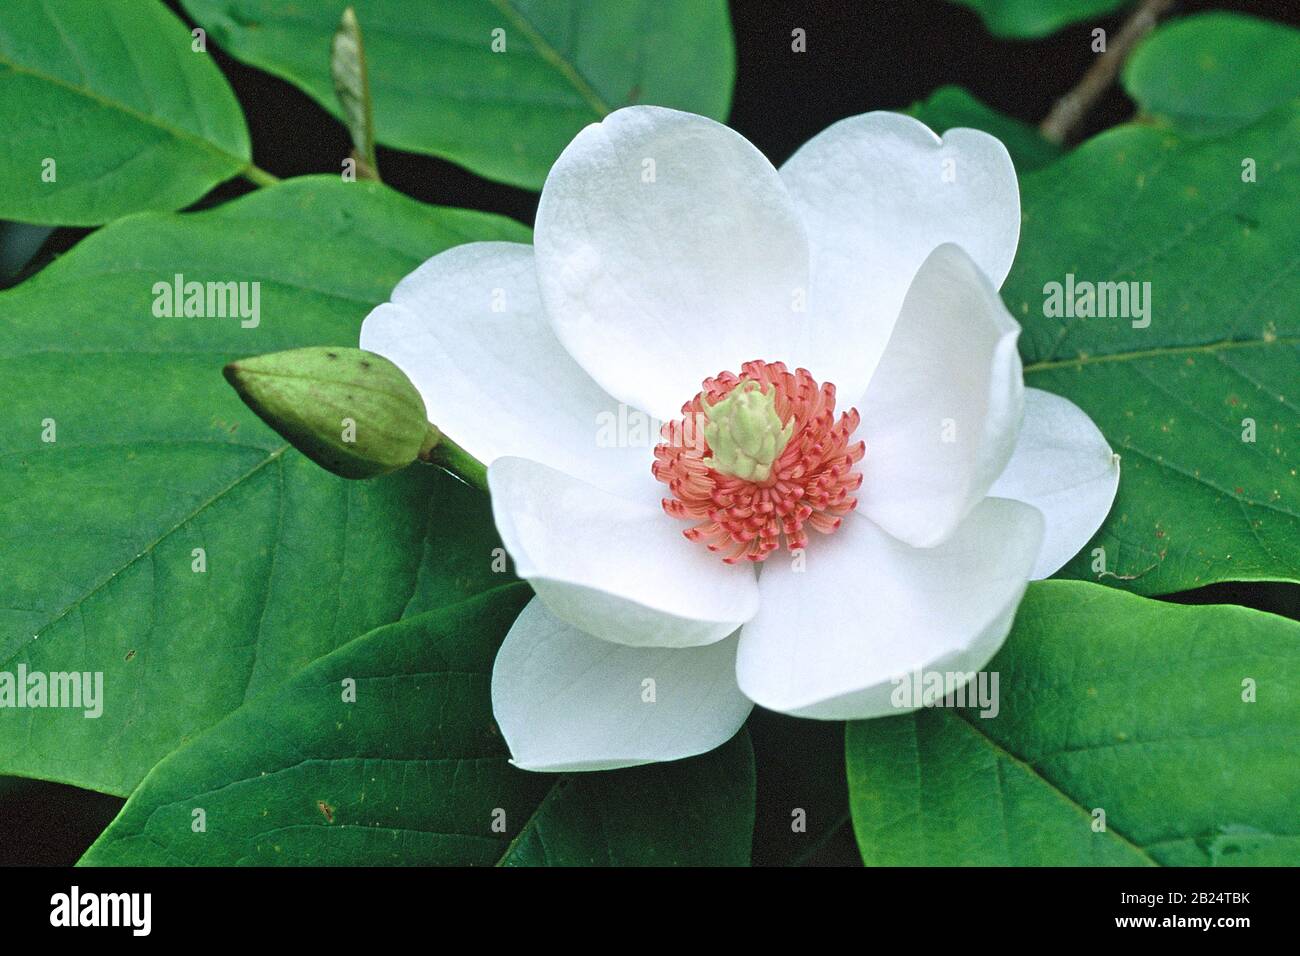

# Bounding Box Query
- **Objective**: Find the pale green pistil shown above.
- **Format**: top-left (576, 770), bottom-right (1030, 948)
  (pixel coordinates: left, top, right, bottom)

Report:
top-left (702, 381), bottom-right (795, 482)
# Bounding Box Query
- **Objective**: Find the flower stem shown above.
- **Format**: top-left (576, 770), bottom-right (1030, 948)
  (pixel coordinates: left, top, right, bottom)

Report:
top-left (1039, 0), bottom-right (1174, 146)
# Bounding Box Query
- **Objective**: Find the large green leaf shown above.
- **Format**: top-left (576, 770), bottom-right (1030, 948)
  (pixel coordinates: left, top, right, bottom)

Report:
top-left (1008, 105), bottom-right (1300, 593)
top-left (0, 177), bottom-right (529, 796)
top-left (907, 85), bottom-right (1063, 173)
top-left (180, 0), bottom-right (735, 191)
top-left (1123, 13), bottom-right (1300, 138)
top-left (847, 581), bottom-right (1300, 866)
top-left (946, 0), bottom-right (1127, 39)
top-left (0, 0), bottom-right (251, 225)
top-left (81, 585), bottom-right (755, 866)
top-left (499, 729), bottom-right (754, 866)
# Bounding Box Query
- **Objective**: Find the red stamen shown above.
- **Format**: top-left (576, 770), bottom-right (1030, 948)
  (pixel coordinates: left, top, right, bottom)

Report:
top-left (653, 360), bottom-right (866, 563)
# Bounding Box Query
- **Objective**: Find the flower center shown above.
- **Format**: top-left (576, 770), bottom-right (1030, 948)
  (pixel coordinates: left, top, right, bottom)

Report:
top-left (653, 360), bottom-right (865, 564)
top-left (701, 380), bottom-right (793, 482)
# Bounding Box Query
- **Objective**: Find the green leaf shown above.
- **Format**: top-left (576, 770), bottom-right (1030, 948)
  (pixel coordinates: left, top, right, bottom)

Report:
top-left (847, 581), bottom-right (1300, 866)
top-left (81, 586), bottom-right (755, 866)
top-left (907, 86), bottom-right (1063, 172)
top-left (946, 0), bottom-right (1128, 39)
top-left (1007, 105), bottom-right (1300, 593)
top-left (0, 0), bottom-right (251, 225)
top-left (498, 730), bottom-right (754, 866)
top-left (1123, 13), bottom-right (1300, 138)
top-left (179, 0), bottom-right (735, 190)
top-left (0, 177), bottom-right (530, 796)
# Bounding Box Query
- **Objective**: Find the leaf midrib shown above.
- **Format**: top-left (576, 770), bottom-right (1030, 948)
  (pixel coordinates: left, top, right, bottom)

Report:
top-left (0, 49), bottom-right (247, 176)
top-left (949, 711), bottom-right (1159, 866)
top-left (1023, 331), bottom-right (1300, 543)
top-left (486, 0), bottom-right (613, 117)
top-left (1022, 333), bottom-right (1300, 374)
top-left (1, 443), bottom-right (287, 669)
top-left (494, 776), bottom-right (570, 866)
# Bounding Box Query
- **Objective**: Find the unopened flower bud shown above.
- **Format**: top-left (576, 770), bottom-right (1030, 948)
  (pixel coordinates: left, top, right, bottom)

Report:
top-left (223, 346), bottom-right (431, 479)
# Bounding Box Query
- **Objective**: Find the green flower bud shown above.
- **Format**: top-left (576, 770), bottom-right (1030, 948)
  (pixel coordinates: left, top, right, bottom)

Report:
top-left (331, 6), bottom-right (379, 180)
top-left (702, 381), bottom-right (794, 482)
top-left (223, 347), bottom-right (432, 479)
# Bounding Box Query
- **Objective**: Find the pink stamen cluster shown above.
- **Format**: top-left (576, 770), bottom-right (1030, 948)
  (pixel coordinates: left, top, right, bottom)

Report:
top-left (653, 360), bottom-right (866, 563)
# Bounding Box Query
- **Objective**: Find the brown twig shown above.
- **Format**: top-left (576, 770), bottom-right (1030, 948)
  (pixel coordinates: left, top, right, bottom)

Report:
top-left (1039, 0), bottom-right (1175, 145)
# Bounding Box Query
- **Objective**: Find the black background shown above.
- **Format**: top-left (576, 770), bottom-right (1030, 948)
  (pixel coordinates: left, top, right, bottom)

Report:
top-left (2, 0), bottom-right (1297, 868)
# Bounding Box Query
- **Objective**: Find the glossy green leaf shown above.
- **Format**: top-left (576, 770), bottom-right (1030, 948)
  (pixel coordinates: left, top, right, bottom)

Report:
top-left (1124, 13), bottom-right (1300, 137)
top-left (498, 729), bottom-right (754, 866)
top-left (0, 0), bottom-right (251, 225)
top-left (0, 177), bottom-right (530, 796)
top-left (947, 0), bottom-right (1128, 38)
top-left (907, 85), bottom-right (1063, 172)
top-left (847, 581), bottom-right (1300, 866)
top-left (1008, 105), bottom-right (1299, 593)
top-left (81, 586), bottom-right (756, 866)
top-left (180, 0), bottom-right (735, 191)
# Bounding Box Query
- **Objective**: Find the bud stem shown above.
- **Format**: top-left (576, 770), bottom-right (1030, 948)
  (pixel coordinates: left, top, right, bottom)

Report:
top-left (418, 426), bottom-right (489, 492)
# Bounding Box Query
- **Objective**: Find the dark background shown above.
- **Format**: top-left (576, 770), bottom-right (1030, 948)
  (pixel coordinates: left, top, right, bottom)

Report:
top-left (2, 0), bottom-right (1296, 867)
top-left (207, 0), bottom-right (1300, 221)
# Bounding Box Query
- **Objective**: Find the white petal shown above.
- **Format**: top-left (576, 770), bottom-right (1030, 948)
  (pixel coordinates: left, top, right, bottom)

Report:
top-left (360, 241), bottom-right (648, 498)
top-left (736, 498), bottom-right (1043, 720)
top-left (780, 112), bottom-right (1020, 399)
top-left (989, 388), bottom-right (1120, 579)
top-left (492, 598), bottom-right (752, 772)
top-left (856, 243), bottom-right (1025, 548)
top-left (488, 456), bottom-right (759, 648)
top-left (534, 106), bottom-right (810, 422)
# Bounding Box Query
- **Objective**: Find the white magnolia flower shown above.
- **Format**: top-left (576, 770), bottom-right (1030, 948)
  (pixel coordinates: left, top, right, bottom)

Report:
top-left (361, 106), bottom-right (1120, 772)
